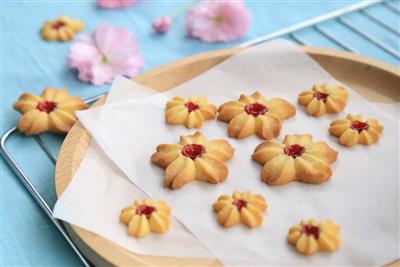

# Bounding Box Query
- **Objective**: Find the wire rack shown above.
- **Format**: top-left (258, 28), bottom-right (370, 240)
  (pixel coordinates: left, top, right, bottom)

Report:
top-left (1, 1), bottom-right (399, 266)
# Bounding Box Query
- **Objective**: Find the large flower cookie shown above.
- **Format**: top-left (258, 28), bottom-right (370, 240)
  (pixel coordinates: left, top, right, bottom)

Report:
top-left (151, 131), bottom-right (234, 189)
top-left (298, 83), bottom-right (348, 116)
top-left (217, 91), bottom-right (296, 139)
top-left (213, 191), bottom-right (267, 228)
top-left (165, 96), bottom-right (217, 128)
top-left (287, 219), bottom-right (341, 255)
top-left (41, 16), bottom-right (84, 42)
top-left (329, 113), bottom-right (383, 147)
top-left (120, 199), bottom-right (171, 238)
top-left (252, 135), bottom-right (338, 185)
top-left (13, 88), bottom-right (87, 135)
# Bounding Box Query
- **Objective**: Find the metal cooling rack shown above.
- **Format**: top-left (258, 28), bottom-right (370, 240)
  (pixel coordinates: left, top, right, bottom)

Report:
top-left (1, 1), bottom-right (399, 266)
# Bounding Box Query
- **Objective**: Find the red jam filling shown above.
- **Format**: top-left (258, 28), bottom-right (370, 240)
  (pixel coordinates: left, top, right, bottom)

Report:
top-left (302, 225), bottom-right (320, 239)
top-left (244, 103), bottom-right (268, 116)
top-left (284, 144), bottom-right (305, 158)
top-left (37, 101), bottom-right (57, 113)
top-left (232, 199), bottom-right (247, 211)
top-left (185, 101), bottom-right (199, 112)
top-left (351, 120), bottom-right (369, 132)
top-left (314, 91), bottom-right (329, 102)
top-left (52, 21), bottom-right (66, 30)
top-left (136, 205), bottom-right (155, 219)
top-left (181, 144), bottom-right (205, 160)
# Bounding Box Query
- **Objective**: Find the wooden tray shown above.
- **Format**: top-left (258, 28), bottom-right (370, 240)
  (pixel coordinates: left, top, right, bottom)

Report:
top-left (55, 46), bottom-right (400, 267)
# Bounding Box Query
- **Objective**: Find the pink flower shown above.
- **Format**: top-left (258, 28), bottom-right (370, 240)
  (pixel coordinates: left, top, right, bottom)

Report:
top-left (152, 16), bottom-right (171, 33)
top-left (184, 0), bottom-right (251, 43)
top-left (67, 23), bottom-right (144, 86)
top-left (97, 0), bottom-right (136, 9)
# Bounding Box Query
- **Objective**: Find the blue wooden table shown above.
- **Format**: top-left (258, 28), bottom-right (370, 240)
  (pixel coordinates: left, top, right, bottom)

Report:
top-left (1, 1), bottom-right (399, 266)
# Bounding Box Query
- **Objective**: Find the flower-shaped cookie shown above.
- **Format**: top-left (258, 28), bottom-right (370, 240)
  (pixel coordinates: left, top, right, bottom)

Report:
top-left (287, 219), bottom-right (341, 255)
top-left (13, 88), bottom-right (87, 135)
top-left (41, 16), bottom-right (84, 42)
top-left (329, 113), bottom-right (383, 147)
top-left (298, 83), bottom-right (348, 117)
top-left (120, 199), bottom-right (171, 238)
top-left (165, 96), bottom-right (217, 128)
top-left (151, 131), bottom-right (234, 189)
top-left (212, 191), bottom-right (267, 228)
top-left (218, 91), bottom-right (296, 139)
top-left (252, 135), bottom-right (338, 185)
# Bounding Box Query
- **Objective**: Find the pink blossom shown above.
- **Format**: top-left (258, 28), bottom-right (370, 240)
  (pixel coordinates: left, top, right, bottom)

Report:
top-left (97, 0), bottom-right (136, 9)
top-left (152, 16), bottom-right (171, 33)
top-left (67, 23), bottom-right (144, 86)
top-left (184, 0), bottom-right (251, 43)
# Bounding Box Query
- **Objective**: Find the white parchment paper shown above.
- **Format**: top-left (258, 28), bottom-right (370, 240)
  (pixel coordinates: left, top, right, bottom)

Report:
top-left (53, 77), bottom-right (214, 259)
top-left (64, 40), bottom-right (398, 265)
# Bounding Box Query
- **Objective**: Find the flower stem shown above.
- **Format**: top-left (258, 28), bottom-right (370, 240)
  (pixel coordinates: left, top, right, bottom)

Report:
top-left (170, 0), bottom-right (197, 20)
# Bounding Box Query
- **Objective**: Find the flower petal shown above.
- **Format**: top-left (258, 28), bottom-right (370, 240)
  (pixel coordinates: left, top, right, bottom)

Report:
top-left (255, 113), bottom-right (282, 139)
top-left (151, 144), bottom-right (182, 168)
top-left (261, 154), bottom-right (296, 185)
top-left (205, 139), bottom-right (234, 161)
top-left (196, 154), bottom-right (229, 183)
top-left (252, 140), bottom-right (285, 165)
top-left (294, 154), bottom-right (332, 183)
top-left (265, 98), bottom-right (296, 120)
top-left (304, 141), bottom-right (338, 164)
top-left (217, 101), bottom-right (245, 122)
top-left (339, 128), bottom-right (359, 146)
top-left (164, 157), bottom-right (196, 189)
top-left (227, 112), bottom-right (255, 139)
top-left (217, 205), bottom-right (240, 227)
top-left (90, 62), bottom-right (115, 85)
top-left (179, 131), bottom-right (206, 145)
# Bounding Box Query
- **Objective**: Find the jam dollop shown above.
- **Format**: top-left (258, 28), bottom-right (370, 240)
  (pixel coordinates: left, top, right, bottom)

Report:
top-left (232, 199), bottom-right (247, 211)
top-left (314, 91), bottom-right (329, 102)
top-left (351, 120), bottom-right (369, 132)
top-left (37, 101), bottom-right (57, 113)
top-left (52, 21), bottom-right (66, 30)
top-left (284, 144), bottom-right (305, 158)
top-left (136, 205), bottom-right (155, 219)
top-left (181, 144), bottom-right (205, 160)
top-left (244, 103), bottom-right (268, 116)
top-left (302, 225), bottom-right (320, 239)
top-left (185, 101), bottom-right (199, 112)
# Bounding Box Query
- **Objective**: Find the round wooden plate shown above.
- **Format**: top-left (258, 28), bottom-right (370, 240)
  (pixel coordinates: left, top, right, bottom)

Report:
top-left (55, 46), bottom-right (399, 267)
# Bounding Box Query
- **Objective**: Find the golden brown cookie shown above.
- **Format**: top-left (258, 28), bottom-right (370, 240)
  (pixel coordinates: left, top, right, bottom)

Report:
top-left (217, 91), bottom-right (296, 139)
top-left (298, 83), bottom-right (348, 116)
top-left (13, 88), bottom-right (87, 135)
top-left (329, 113), bottom-right (383, 147)
top-left (213, 191), bottom-right (267, 228)
top-left (41, 16), bottom-right (84, 42)
top-left (252, 135), bottom-right (338, 185)
top-left (151, 131), bottom-right (234, 189)
top-left (165, 95), bottom-right (217, 128)
top-left (120, 199), bottom-right (171, 238)
top-left (287, 219), bottom-right (341, 255)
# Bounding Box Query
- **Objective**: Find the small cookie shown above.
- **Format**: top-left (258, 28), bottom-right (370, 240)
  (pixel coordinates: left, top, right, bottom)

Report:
top-left (329, 113), bottom-right (383, 147)
top-left (165, 96), bottom-right (217, 128)
top-left (120, 199), bottom-right (171, 238)
top-left (298, 83), bottom-right (348, 116)
top-left (287, 219), bottom-right (341, 255)
top-left (218, 91), bottom-right (296, 139)
top-left (41, 16), bottom-right (84, 42)
top-left (252, 134), bottom-right (338, 185)
top-left (151, 131), bottom-right (234, 189)
top-left (13, 88), bottom-right (87, 135)
top-left (212, 191), bottom-right (267, 228)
